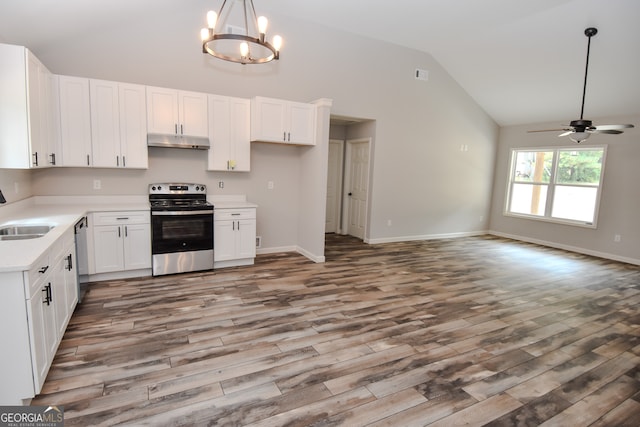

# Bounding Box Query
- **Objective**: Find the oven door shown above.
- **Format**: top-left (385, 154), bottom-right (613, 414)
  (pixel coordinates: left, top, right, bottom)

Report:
top-left (151, 210), bottom-right (213, 254)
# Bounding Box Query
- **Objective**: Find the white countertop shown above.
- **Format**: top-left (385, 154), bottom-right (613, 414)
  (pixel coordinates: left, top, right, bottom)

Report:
top-left (0, 197), bottom-right (149, 273)
top-left (0, 195), bottom-right (256, 273)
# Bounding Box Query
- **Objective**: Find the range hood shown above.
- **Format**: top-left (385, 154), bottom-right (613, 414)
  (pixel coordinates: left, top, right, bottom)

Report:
top-left (147, 134), bottom-right (210, 150)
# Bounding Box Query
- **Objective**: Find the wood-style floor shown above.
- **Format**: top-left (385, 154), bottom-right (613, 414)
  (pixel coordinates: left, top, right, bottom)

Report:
top-left (32, 234), bottom-right (640, 426)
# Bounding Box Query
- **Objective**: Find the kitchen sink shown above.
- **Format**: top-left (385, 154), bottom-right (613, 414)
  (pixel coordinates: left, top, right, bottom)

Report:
top-left (0, 224), bottom-right (55, 240)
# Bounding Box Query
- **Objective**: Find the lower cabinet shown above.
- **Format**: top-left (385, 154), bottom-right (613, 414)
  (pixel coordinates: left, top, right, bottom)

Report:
top-left (0, 228), bottom-right (78, 404)
top-left (89, 211), bottom-right (151, 274)
top-left (214, 208), bottom-right (256, 268)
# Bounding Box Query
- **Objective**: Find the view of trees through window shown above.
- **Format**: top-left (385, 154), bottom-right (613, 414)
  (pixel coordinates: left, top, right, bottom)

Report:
top-left (506, 147), bottom-right (606, 225)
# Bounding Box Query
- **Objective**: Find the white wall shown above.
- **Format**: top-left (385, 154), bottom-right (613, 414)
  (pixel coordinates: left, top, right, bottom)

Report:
top-left (489, 114), bottom-right (640, 265)
top-left (1, 5), bottom-right (498, 253)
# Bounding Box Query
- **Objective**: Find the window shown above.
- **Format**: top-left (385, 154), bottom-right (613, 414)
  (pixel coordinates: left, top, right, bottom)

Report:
top-left (505, 146), bottom-right (606, 227)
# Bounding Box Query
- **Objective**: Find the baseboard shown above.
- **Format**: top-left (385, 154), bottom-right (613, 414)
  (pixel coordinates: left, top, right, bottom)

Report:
top-left (366, 230), bottom-right (488, 245)
top-left (257, 245), bottom-right (297, 255)
top-left (296, 246), bottom-right (325, 263)
top-left (489, 230), bottom-right (640, 266)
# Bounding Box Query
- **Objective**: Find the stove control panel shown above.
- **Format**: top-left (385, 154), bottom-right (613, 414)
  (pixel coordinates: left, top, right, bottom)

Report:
top-left (149, 183), bottom-right (206, 194)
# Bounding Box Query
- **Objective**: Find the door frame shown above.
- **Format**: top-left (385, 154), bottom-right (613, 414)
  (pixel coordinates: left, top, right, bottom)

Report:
top-left (342, 137), bottom-right (372, 240)
top-left (326, 139), bottom-right (345, 233)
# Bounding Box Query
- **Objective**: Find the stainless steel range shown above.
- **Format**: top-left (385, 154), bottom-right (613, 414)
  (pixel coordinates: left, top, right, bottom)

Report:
top-left (149, 183), bottom-right (214, 276)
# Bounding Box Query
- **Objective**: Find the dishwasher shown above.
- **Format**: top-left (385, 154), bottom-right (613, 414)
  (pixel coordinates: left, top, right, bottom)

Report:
top-left (74, 216), bottom-right (89, 302)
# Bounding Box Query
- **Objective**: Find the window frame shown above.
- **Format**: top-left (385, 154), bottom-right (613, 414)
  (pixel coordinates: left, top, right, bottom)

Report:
top-left (504, 145), bottom-right (607, 228)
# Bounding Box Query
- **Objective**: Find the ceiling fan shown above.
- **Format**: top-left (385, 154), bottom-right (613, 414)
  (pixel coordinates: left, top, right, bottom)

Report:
top-left (529, 27), bottom-right (634, 143)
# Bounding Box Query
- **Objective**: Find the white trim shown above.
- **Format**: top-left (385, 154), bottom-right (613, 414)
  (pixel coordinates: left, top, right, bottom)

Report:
top-left (296, 246), bottom-right (325, 263)
top-left (256, 245), bottom-right (324, 263)
top-left (489, 230), bottom-right (640, 266)
top-left (367, 230), bottom-right (488, 244)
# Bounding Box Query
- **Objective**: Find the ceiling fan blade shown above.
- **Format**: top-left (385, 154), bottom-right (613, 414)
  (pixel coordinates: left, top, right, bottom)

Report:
top-left (594, 124), bottom-right (634, 130)
top-left (527, 128), bottom-right (569, 133)
top-left (590, 129), bottom-right (623, 135)
top-left (558, 131), bottom-right (573, 137)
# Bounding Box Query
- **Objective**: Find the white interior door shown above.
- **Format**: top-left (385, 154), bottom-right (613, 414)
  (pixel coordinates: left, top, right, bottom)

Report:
top-left (326, 140), bottom-right (344, 233)
top-left (344, 139), bottom-right (370, 240)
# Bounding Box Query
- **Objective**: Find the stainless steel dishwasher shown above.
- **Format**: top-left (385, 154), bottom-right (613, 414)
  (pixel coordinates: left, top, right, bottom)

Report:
top-left (74, 216), bottom-right (89, 302)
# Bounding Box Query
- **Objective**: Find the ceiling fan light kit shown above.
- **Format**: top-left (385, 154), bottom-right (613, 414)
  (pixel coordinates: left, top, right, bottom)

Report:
top-left (528, 27), bottom-right (634, 143)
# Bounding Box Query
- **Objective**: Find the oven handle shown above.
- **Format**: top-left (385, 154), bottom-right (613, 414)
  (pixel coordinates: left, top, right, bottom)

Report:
top-left (151, 210), bottom-right (213, 216)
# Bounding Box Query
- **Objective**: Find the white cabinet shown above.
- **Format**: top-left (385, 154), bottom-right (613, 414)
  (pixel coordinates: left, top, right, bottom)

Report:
top-left (214, 208), bottom-right (256, 268)
top-left (0, 228), bottom-right (78, 404)
top-left (146, 86), bottom-right (208, 138)
top-left (208, 95), bottom-right (250, 172)
top-left (58, 75), bottom-right (92, 167)
top-left (89, 211), bottom-right (151, 274)
top-left (90, 79), bottom-right (148, 168)
top-left (251, 96), bottom-right (316, 145)
top-left (0, 43), bottom-right (57, 169)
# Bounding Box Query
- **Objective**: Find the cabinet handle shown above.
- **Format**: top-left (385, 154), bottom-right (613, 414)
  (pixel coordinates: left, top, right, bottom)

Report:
top-left (288, 132), bottom-right (291, 142)
top-left (32, 152), bottom-right (39, 167)
top-left (87, 154), bottom-right (90, 166)
top-left (231, 213), bottom-right (241, 216)
top-left (50, 153), bottom-right (56, 165)
top-left (66, 254), bottom-right (73, 271)
top-left (116, 156), bottom-right (120, 167)
top-left (237, 220), bottom-right (240, 230)
top-left (125, 226), bottom-right (128, 237)
top-left (283, 131), bottom-right (286, 141)
top-left (233, 221), bottom-right (235, 231)
top-left (38, 265), bottom-right (49, 274)
top-left (123, 156), bottom-right (126, 167)
top-left (175, 124), bottom-right (178, 134)
top-left (48, 283), bottom-right (53, 303)
top-left (180, 124), bottom-right (184, 135)
top-left (118, 227), bottom-right (121, 238)
top-left (42, 286), bottom-right (50, 306)
top-left (116, 217), bottom-right (129, 220)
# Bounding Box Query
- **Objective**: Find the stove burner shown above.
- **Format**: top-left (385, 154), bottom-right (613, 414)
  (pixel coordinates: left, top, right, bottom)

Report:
top-left (148, 183), bottom-right (213, 211)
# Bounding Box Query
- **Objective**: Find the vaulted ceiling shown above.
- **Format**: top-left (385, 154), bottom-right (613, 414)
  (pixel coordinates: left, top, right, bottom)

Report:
top-left (1, 0), bottom-right (638, 126)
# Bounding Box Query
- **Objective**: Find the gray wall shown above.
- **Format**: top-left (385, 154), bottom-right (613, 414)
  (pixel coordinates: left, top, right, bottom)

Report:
top-left (1, 5), bottom-right (498, 254)
top-left (489, 114), bottom-right (640, 264)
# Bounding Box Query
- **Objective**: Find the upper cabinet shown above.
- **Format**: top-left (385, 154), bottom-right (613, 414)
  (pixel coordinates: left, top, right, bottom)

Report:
top-left (207, 95), bottom-right (250, 172)
top-left (58, 75), bottom-right (92, 167)
top-left (90, 79), bottom-right (148, 169)
top-left (146, 86), bottom-right (208, 138)
top-left (251, 96), bottom-right (316, 145)
top-left (0, 43), bottom-right (57, 169)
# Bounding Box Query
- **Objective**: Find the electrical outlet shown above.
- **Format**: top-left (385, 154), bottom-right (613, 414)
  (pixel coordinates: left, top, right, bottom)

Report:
top-left (218, 181), bottom-right (224, 189)
top-left (614, 234), bottom-right (621, 242)
top-left (387, 219), bottom-right (392, 226)
top-left (93, 179), bottom-right (101, 190)
top-left (268, 181), bottom-right (274, 190)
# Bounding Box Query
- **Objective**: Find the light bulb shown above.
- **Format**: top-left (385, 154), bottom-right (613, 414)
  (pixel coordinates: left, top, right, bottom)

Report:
top-left (257, 16), bottom-right (268, 34)
top-left (200, 28), bottom-right (210, 41)
top-left (240, 42), bottom-right (249, 58)
top-left (207, 10), bottom-right (217, 29)
top-left (272, 35), bottom-right (282, 51)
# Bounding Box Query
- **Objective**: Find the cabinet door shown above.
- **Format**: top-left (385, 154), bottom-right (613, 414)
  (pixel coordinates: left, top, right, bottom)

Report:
top-left (179, 90), bottom-right (208, 137)
top-left (27, 282), bottom-right (57, 392)
top-left (27, 52), bottom-right (48, 167)
top-left (208, 95), bottom-right (250, 172)
top-left (146, 86), bottom-right (179, 135)
top-left (214, 220), bottom-right (236, 261)
top-left (119, 83), bottom-right (148, 168)
top-left (236, 219), bottom-right (257, 259)
top-left (59, 75), bottom-right (92, 167)
top-left (93, 225), bottom-right (125, 273)
top-left (90, 79), bottom-right (120, 168)
top-left (251, 97), bottom-right (286, 142)
top-left (288, 102), bottom-right (316, 145)
top-left (123, 223), bottom-right (151, 270)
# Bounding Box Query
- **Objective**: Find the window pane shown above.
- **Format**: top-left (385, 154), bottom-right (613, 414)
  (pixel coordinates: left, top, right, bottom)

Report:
top-left (514, 151), bottom-right (553, 183)
top-left (510, 183), bottom-right (548, 216)
top-left (556, 149), bottom-right (603, 185)
top-left (551, 185), bottom-right (598, 222)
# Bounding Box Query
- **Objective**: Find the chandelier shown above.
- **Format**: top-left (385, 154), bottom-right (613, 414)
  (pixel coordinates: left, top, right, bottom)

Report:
top-left (201, 0), bottom-right (282, 64)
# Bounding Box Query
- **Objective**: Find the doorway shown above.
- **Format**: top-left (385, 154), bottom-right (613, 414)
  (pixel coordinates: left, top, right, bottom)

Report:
top-left (325, 139), bottom-right (344, 234)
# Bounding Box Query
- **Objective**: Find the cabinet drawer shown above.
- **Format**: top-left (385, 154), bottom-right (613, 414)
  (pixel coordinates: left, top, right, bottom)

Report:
top-left (91, 210), bottom-right (149, 226)
top-left (214, 209), bottom-right (256, 221)
top-left (25, 252), bottom-right (51, 298)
